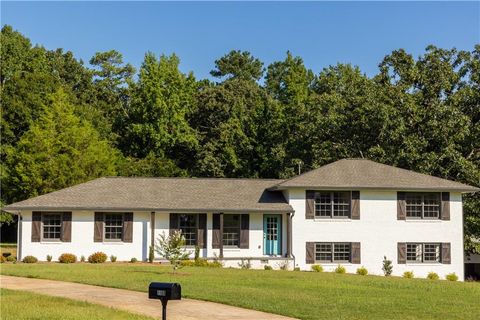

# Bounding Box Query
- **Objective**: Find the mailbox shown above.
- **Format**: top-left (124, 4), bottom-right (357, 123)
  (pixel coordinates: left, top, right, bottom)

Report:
top-left (149, 282), bottom-right (181, 300)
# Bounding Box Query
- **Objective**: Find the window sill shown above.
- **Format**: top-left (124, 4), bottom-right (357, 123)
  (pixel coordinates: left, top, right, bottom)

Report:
top-left (223, 247), bottom-right (241, 252)
top-left (40, 241), bottom-right (62, 244)
top-left (102, 241), bottom-right (125, 245)
top-left (404, 219), bottom-right (442, 223)
top-left (315, 262), bottom-right (353, 265)
top-left (313, 218), bottom-right (352, 222)
top-left (406, 262), bottom-right (442, 266)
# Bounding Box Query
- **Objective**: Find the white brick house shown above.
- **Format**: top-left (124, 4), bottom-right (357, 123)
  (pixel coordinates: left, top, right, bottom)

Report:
top-left (5, 159), bottom-right (478, 280)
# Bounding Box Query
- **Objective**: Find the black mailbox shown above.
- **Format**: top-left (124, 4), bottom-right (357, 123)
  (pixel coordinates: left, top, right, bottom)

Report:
top-left (149, 282), bottom-right (181, 300)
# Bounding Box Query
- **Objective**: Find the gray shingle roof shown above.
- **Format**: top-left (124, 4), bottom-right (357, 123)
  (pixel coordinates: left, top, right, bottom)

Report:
top-left (272, 159), bottom-right (479, 192)
top-left (4, 177), bottom-right (293, 213)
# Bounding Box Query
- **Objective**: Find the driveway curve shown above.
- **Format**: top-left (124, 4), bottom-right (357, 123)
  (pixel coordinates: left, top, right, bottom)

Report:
top-left (0, 275), bottom-right (296, 320)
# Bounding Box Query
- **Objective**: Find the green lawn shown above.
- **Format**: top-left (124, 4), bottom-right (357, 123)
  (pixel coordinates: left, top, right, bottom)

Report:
top-left (2, 263), bottom-right (479, 320)
top-left (0, 288), bottom-right (154, 320)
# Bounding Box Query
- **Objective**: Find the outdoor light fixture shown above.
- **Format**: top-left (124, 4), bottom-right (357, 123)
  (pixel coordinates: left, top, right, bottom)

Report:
top-left (148, 282), bottom-right (181, 320)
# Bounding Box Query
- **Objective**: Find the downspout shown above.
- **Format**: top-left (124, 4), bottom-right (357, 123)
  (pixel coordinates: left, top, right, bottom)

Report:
top-left (17, 211), bottom-right (22, 262)
top-left (290, 211), bottom-right (295, 269)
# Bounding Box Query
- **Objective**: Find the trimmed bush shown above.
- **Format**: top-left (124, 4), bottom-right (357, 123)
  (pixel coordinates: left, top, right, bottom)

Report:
top-left (0, 255), bottom-right (5, 263)
top-left (356, 267), bottom-right (368, 276)
top-left (403, 271), bottom-right (414, 279)
top-left (427, 272), bottom-right (439, 280)
top-left (22, 256), bottom-right (38, 263)
top-left (110, 255), bottom-right (117, 263)
top-left (88, 252), bottom-right (107, 264)
top-left (311, 264), bottom-right (323, 272)
top-left (294, 267), bottom-right (301, 271)
top-left (264, 265), bottom-right (273, 270)
top-left (130, 257), bottom-right (138, 263)
top-left (446, 273), bottom-right (458, 281)
top-left (46, 255), bottom-right (52, 262)
top-left (59, 253), bottom-right (77, 264)
top-left (335, 265), bottom-right (346, 274)
top-left (80, 255), bottom-right (85, 262)
top-left (6, 255), bottom-right (16, 262)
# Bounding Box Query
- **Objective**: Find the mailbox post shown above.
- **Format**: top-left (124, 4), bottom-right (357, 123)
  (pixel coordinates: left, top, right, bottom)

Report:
top-left (148, 282), bottom-right (181, 320)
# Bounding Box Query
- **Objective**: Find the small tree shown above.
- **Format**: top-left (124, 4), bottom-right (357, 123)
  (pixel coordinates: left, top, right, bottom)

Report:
top-left (154, 231), bottom-right (189, 273)
top-left (382, 256), bottom-right (393, 276)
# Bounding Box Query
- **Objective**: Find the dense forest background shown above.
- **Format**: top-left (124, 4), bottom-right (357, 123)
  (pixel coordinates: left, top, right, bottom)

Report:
top-left (1, 25), bottom-right (479, 252)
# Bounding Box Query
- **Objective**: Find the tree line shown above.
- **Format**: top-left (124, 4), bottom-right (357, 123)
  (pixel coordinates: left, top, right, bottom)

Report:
top-left (1, 25), bottom-right (479, 252)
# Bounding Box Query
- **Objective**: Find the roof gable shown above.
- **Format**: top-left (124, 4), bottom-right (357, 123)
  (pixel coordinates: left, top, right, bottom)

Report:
top-left (273, 159), bottom-right (479, 192)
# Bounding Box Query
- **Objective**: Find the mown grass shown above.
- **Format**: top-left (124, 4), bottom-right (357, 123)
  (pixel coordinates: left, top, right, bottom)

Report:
top-left (0, 288), bottom-right (154, 320)
top-left (2, 263), bottom-right (479, 320)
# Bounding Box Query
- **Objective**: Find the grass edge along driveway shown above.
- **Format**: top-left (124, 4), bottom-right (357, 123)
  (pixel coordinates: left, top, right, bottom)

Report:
top-left (1, 263), bottom-right (479, 320)
top-left (0, 288), bottom-right (154, 320)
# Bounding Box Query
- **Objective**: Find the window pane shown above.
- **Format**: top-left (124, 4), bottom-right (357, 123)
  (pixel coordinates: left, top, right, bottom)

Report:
top-left (406, 243), bottom-right (422, 262)
top-left (423, 194), bottom-right (440, 218)
top-left (406, 194), bottom-right (423, 218)
top-left (333, 192), bottom-right (350, 218)
top-left (315, 243), bottom-right (332, 262)
top-left (423, 243), bottom-right (441, 262)
top-left (179, 214), bottom-right (197, 246)
top-left (43, 214), bottom-right (61, 239)
top-left (223, 214), bottom-right (240, 246)
top-left (333, 243), bottom-right (351, 262)
top-left (314, 192), bottom-right (331, 217)
top-left (105, 214), bottom-right (123, 240)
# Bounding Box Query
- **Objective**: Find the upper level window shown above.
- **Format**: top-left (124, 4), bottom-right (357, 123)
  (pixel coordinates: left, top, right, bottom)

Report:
top-left (223, 214), bottom-right (240, 247)
top-left (406, 243), bottom-right (441, 263)
top-left (315, 242), bottom-right (351, 263)
top-left (406, 193), bottom-right (440, 219)
top-left (42, 213), bottom-right (62, 240)
top-left (179, 214), bottom-right (197, 246)
top-left (315, 192), bottom-right (350, 218)
top-left (105, 213), bottom-right (123, 240)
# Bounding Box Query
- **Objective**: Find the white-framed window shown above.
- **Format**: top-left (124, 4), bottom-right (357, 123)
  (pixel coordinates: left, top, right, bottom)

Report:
top-left (406, 243), bottom-right (441, 263)
top-left (315, 242), bottom-right (351, 263)
top-left (104, 213), bottom-right (123, 240)
top-left (223, 214), bottom-right (240, 247)
top-left (314, 192), bottom-right (350, 218)
top-left (42, 213), bottom-right (62, 240)
top-left (406, 193), bottom-right (440, 219)
top-left (178, 214), bottom-right (197, 246)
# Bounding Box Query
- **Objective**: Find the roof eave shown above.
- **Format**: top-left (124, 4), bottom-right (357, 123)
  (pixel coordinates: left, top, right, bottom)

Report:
top-left (271, 185), bottom-right (480, 192)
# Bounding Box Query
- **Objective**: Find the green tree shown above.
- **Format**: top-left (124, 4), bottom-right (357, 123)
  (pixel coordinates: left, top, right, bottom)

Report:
top-left (210, 50), bottom-right (264, 81)
top-left (4, 89), bottom-right (119, 202)
top-left (122, 53), bottom-right (198, 174)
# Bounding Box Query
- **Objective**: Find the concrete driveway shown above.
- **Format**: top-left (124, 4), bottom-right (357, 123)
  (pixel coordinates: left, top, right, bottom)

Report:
top-left (0, 275), bottom-right (296, 320)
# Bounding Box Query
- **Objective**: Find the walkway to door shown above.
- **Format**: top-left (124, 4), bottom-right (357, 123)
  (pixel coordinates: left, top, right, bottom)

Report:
top-left (0, 275), bottom-right (296, 320)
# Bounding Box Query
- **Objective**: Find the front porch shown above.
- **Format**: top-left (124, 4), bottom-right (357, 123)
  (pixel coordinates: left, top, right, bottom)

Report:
top-left (150, 212), bottom-right (293, 264)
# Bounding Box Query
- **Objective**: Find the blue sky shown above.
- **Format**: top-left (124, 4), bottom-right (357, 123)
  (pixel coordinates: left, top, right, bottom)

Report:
top-left (2, 1), bottom-right (479, 79)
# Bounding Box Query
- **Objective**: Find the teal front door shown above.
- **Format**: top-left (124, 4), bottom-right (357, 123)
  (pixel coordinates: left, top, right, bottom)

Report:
top-left (263, 214), bottom-right (282, 255)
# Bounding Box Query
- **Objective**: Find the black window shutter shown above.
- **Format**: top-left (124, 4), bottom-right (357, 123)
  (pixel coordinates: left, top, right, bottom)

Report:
top-left (61, 212), bottom-right (72, 242)
top-left (31, 212), bottom-right (42, 242)
top-left (239, 215), bottom-right (249, 249)
top-left (441, 192), bottom-right (450, 220)
top-left (169, 213), bottom-right (179, 237)
top-left (212, 214), bottom-right (221, 249)
top-left (123, 212), bottom-right (133, 243)
top-left (94, 212), bottom-right (104, 242)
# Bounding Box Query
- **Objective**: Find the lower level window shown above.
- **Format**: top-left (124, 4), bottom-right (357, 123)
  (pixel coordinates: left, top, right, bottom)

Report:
top-left (406, 243), bottom-right (441, 263)
top-left (223, 214), bottom-right (240, 247)
top-left (42, 214), bottom-right (62, 240)
top-left (179, 214), bottom-right (197, 246)
top-left (315, 242), bottom-right (351, 262)
top-left (105, 213), bottom-right (123, 240)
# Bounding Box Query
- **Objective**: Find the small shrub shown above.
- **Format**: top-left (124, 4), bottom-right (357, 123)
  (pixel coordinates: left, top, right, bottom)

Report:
top-left (427, 272), bottom-right (439, 280)
top-left (110, 255), bottom-right (117, 263)
top-left (148, 246), bottom-right (154, 263)
top-left (335, 265), bottom-right (346, 274)
top-left (208, 260), bottom-right (223, 268)
top-left (6, 255), bottom-right (16, 262)
top-left (80, 255), bottom-right (85, 262)
top-left (22, 256), bottom-right (38, 263)
top-left (264, 265), bottom-right (273, 270)
top-left (238, 259), bottom-right (251, 269)
top-left (382, 256), bottom-right (393, 276)
top-left (311, 264), bottom-right (323, 272)
top-left (59, 253), bottom-right (77, 264)
top-left (0, 256), bottom-right (5, 263)
top-left (356, 266), bottom-right (368, 276)
top-left (277, 260), bottom-right (289, 270)
top-left (46, 255), bottom-right (52, 262)
top-left (403, 271), bottom-right (414, 279)
top-left (294, 267), bottom-right (300, 271)
top-left (88, 252), bottom-right (107, 263)
top-left (130, 257), bottom-right (138, 263)
top-left (446, 273), bottom-right (458, 281)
